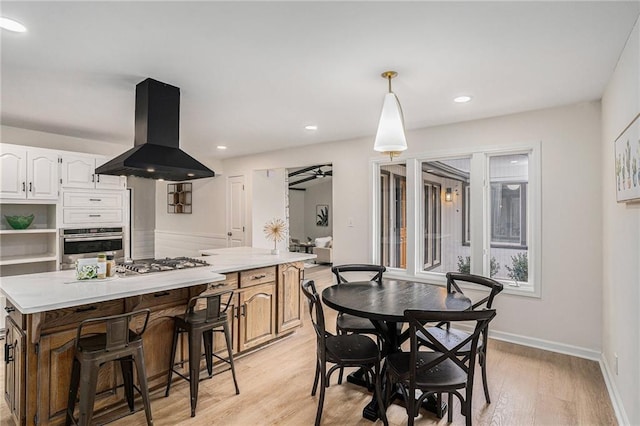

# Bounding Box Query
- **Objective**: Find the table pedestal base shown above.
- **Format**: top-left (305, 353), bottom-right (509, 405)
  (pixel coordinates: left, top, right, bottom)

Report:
top-left (345, 370), bottom-right (447, 422)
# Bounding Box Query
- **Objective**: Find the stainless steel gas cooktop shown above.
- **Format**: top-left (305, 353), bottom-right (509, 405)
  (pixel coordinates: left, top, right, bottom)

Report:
top-left (116, 257), bottom-right (209, 276)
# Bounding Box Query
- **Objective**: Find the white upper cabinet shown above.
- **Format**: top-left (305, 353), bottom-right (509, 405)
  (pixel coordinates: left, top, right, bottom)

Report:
top-left (0, 145), bottom-right (58, 200)
top-left (95, 156), bottom-right (126, 190)
top-left (61, 154), bottom-right (125, 190)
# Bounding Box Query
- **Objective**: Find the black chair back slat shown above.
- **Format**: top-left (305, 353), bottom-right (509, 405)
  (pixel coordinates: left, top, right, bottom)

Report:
top-left (331, 264), bottom-right (386, 284)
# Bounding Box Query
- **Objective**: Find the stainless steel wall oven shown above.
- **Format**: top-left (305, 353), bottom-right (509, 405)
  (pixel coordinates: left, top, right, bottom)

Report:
top-left (60, 227), bottom-right (124, 269)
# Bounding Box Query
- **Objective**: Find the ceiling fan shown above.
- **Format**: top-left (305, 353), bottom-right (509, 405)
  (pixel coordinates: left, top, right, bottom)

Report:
top-left (288, 164), bottom-right (332, 188)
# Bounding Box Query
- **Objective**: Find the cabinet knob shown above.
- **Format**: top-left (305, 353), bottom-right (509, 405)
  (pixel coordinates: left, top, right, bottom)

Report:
top-left (96, 175), bottom-right (100, 183)
top-left (29, 182), bottom-right (33, 192)
top-left (21, 182), bottom-right (25, 192)
top-left (91, 174), bottom-right (95, 183)
top-left (4, 306), bottom-right (15, 313)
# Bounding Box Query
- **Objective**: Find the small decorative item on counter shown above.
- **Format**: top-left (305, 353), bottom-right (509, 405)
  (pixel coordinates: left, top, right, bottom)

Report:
top-left (263, 217), bottom-right (287, 255)
top-left (4, 214), bottom-right (35, 230)
top-left (106, 254), bottom-right (115, 277)
top-left (76, 258), bottom-right (98, 280)
top-left (97, 253), bottom-right (107, 279)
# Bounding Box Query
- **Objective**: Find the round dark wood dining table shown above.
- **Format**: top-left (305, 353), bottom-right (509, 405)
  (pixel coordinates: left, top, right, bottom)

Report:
top-left (321, 279), bottom-right (472, 421)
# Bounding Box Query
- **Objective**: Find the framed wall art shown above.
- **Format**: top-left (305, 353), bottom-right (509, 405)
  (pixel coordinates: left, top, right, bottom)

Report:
top-left (615, 113), bottom-right (640, 203)
top-left (316, 204), bottom-right (329, 227)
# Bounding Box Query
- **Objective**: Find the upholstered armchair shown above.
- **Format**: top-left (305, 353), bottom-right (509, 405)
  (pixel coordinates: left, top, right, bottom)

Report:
top-left (312, 236), bottom-right (333, 264)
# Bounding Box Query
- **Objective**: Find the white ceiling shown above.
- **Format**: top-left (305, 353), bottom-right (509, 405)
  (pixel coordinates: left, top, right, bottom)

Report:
top-left (1, 2), bottom-right (639, 159)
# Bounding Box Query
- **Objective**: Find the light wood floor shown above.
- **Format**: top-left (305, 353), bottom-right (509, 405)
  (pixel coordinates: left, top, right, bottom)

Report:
top-left (0, 265), bottom-right (616, 425)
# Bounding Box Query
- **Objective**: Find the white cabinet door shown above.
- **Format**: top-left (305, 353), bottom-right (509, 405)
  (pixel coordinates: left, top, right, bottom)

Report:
top-left (61, 155), bottom-right (95, 189)
top-left (95, 157), bottom-right (125, 190)
top-left (0, 145), bottom-right (58, 200)
top-left (27, 149), bottom-right (58, 200)
top-left (0, 145), bottom-right (27, 199)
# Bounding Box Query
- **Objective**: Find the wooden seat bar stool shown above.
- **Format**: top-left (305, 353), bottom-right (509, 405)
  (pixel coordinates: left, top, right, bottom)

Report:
top-left (165, 290), bottom-right (240, 417)
top-left (66, 309), bottom-right (153, 426)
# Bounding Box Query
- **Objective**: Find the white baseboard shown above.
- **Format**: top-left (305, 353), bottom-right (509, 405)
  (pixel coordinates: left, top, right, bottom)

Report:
top-left (599, 354), bottom-right (630, 426)
top-left (487, 328), bottom-right (600, 361)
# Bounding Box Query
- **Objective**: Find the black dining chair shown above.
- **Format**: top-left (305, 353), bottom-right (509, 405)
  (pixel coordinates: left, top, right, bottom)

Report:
top-left (332, 264), bottom-right (386, 338)
top-left (331, 264), bottom-right (389, 384)
top-left (416, 272), bottom-right (503, 404)
top-left (301, 280), bottom-right (388, 426)
top-left (384, 308), bottom-right (496, 426)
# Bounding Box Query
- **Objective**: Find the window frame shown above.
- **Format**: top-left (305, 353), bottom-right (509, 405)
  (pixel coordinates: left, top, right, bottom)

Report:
top-left (370, 142), bottom-right (541, 298)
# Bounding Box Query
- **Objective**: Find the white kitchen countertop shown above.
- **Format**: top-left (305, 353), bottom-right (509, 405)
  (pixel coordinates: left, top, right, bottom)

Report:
top-left (0, 247), bottom-right (316, 314)
top-left (197, 246), bottom-right (316, 272)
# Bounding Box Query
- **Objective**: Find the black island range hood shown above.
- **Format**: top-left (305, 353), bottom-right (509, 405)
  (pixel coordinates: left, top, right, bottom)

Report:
top-left (96, 78), bottom-right (215, 181)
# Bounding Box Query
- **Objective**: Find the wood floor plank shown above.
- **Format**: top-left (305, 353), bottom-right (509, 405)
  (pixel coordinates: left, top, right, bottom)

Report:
top-left (0, 266), bottom-right (618, 425)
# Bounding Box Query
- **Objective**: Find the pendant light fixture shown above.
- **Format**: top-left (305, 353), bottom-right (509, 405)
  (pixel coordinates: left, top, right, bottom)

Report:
top-left (373, 71), bottom-right (407, 160)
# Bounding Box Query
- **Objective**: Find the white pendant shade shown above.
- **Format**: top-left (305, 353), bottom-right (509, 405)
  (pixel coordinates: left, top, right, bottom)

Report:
top-left (373, 92), bottom-right (407, 153)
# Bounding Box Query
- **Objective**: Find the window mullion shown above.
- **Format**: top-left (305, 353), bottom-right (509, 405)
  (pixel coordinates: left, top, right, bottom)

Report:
top-left (405, 159), bottom-right (418, 274)
top-left (469, 153), bottom-right (486, 275)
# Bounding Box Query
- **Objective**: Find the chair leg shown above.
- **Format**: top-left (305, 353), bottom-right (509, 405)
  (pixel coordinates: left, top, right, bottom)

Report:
top-left (373, 363), bottom-right (388, 426)
top-left (65, 357), bottom-right (81, 426)
top-left (120, 356), bottom-right (135, 411)
top-left (165, 324), bottom-right (180, 397)
top-left (188, 329), bottom-right (202, 417)
top-left (315, 361), bottom-right (327, 426)
top-left (223, 322), bottom-right (240, 394)
top-left (337, 367), bottom-right (344, 384)
top-left (133, 347), bottom-right (153, 426)
top-left (480, 349), bottom-right (491, 403)
top-left (448, 393), bottom-right (453, 423)
top-left (203, 330), bottom-right (214, 377)
top-left (407, 383), bottom-right (416, 426)
top-left (76, 360), bottom-right (100, 426)
top-left (311, 358), bottom-right (320, 396)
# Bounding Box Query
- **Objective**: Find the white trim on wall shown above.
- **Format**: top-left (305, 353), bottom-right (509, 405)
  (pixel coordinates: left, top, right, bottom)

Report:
top-left (600, 354), bottom-right (631, 426)
top-left (155, 230), bottom-right (228, 258)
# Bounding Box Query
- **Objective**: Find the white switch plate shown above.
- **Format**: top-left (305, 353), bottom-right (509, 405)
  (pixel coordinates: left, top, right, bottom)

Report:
top-left (347, 217), bottom-right (354, 227)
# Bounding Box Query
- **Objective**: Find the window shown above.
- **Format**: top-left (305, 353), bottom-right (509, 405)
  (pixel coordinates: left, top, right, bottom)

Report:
top-left (373, 146), bottom-right (539, 295)
top-left (490, 182), bottom-right (526, 246)
top-left (422, 180), bottom-right (441, 270)
top-left (379, 163), bottom-right (407, 269)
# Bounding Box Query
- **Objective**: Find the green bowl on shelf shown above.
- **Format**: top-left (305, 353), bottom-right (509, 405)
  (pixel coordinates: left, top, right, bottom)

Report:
top-left (4, 214), bottom-right (35, 230)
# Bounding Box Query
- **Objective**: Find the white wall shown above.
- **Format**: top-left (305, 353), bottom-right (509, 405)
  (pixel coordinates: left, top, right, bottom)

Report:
top-left (210, 101), bottom-right (603, 355)
top-left (128, 177), bottom-right (156, 259)
top-left (601, 17), bottom-right (640, 426)
top-left (1, 125), bottom-right (126, 156)
top-left (288, 190), bottom-right (305, 241)
top-left (251, 168), bottom-right (287, 251)
top-left (304, 179), bottom-right (333, 240)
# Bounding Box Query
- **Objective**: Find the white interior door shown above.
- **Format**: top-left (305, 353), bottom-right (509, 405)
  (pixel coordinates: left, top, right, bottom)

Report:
top-left (227, 175), bottom-right (245, 247)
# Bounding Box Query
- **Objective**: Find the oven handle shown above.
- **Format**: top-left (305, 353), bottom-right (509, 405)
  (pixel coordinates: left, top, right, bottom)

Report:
top-left (64, 236), bottom-right (123, 242)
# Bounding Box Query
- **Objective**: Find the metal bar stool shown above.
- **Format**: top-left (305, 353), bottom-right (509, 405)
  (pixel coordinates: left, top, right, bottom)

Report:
top-left (66, 309), bottom-right (153, 426)
top-left (165, 290), bottom-right (240, 417)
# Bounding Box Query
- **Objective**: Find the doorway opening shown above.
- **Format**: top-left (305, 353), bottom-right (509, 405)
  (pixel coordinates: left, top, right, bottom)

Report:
top-left (287, 164), bottom-right (333, 265)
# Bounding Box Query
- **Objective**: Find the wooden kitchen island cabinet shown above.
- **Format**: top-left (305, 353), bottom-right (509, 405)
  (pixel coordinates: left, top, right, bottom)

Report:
top-left (2, 248), bottom-right (315, 426)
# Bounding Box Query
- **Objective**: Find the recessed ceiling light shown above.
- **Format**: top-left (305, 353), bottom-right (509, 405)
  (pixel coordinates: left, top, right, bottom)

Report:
top-left (157, 178), bottom-right (164, 182)
top-left (187, 173), bottom-right (195, 177)
top-left (304, 125), bottom-right (318, 131)
top-left (216, 145), bottom-right (227, 150)
top-left (0, 17), bottom-right (27, 33)
top-left (147, 168), bottom-right (155, 172)
top-left (510, 160), bottom-right (518, 164)
top-left (453, 95), bottom-right (472, 103)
